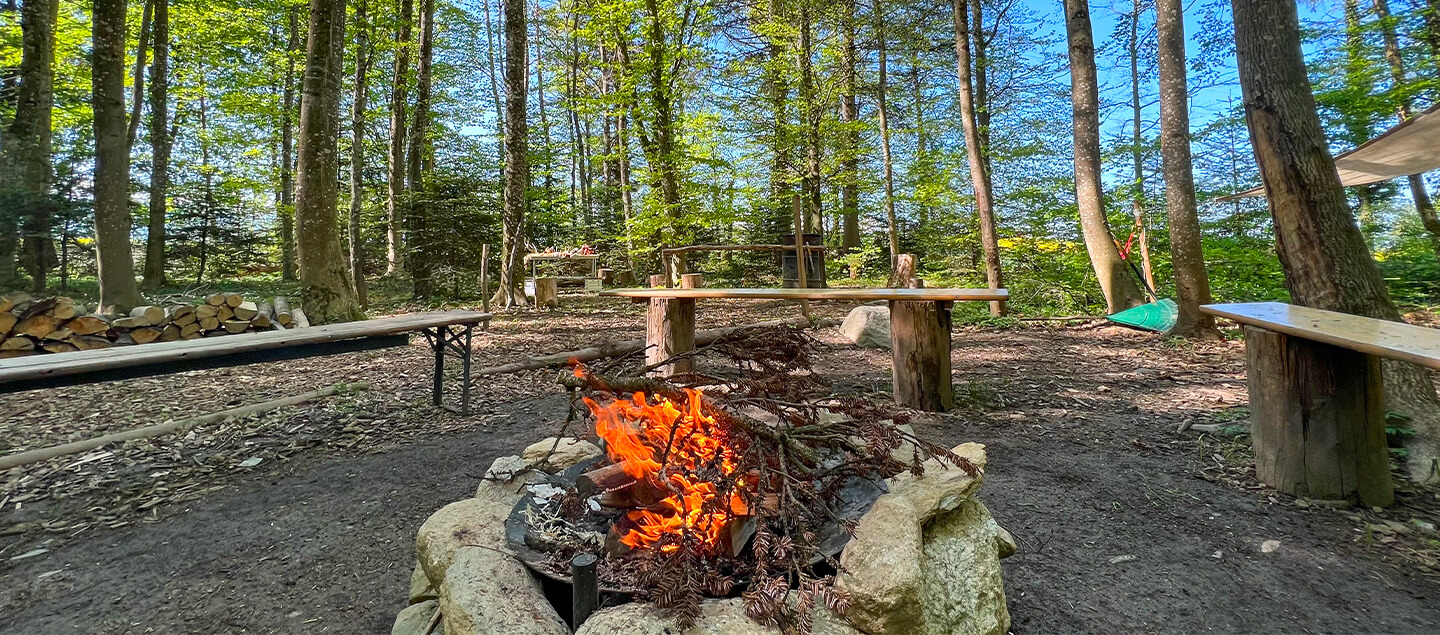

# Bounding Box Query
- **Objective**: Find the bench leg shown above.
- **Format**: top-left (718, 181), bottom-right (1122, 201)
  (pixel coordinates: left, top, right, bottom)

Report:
top-left (424, 324), bottom-right (476, 415)
top-left (889, 300), bottom-right (954, 412)
top-left (646, 297), bottom-right (695, 377)
top-left (1244, 325), bottom-right (1392, 506)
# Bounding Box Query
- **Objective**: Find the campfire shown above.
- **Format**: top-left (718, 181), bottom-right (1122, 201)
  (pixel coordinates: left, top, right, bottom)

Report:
top-left (503, 326), bottom-right (976, 632)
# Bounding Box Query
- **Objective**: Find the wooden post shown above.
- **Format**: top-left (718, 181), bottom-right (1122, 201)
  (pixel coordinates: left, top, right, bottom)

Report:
top-left (648, 273), bottom-right (668, 288)
top-left (793, 195), bottom-right (811, 318)
top-left (891, 253), bottom-right (917, 288)
top-left (534, 277), bottom-right (559, 310)
top-left (1244, 326), bottom-right (1393, 506)
top-left (680, 273), bottom-right (704, 289)
top-left (646, 297), bottom-right (695, 377)
top-left (480, 243), bottom-right (490, 313)
top-left (598, 268), bottom-right (613, 286)
top-left (889, 300), bottom-right (954, 411)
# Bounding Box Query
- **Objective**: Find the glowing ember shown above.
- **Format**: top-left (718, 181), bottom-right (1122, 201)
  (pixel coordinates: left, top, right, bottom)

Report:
top-left (583, 388), bottom-right (749, 553)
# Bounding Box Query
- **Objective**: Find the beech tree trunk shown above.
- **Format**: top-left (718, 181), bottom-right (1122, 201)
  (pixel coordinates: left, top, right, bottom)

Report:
top-left (386, 0), bottom-right (412, 276)
top-left (294, 0), bottom-right (361, 323)
top-left (407, 0), bottom-right (435, 299)
top-left (142, 0), bottom-right (169, 289)
top-left (798, 4), bottom-right (822, 240)
top-left (498, 0), bottom-right (530, 307)
top-left (92, 0), bottom-right (143, 312)
top-left (875, 0), bottom-right (898, 259)
top-left (280, 7), bottom-right (299, 282)
top-left (954, 0), bottom-right (1004, 316)
top-left (1063, 0), bottom-right (1145, 313)
top-left (1156, 0), bottom-right (1218, 339)
top-left (1373, 0), bottom-right (1440, 260)
top-left (1232, 0), bottom-right (1440, 485)
top-left (1126, 0), bottom-right (1155, 294)
top-left (6, 0), bottom-right (57, 292)
top-left (349, 0), bottom-right (369, 307)
top-left (839, 0), bottom-right (860, 252)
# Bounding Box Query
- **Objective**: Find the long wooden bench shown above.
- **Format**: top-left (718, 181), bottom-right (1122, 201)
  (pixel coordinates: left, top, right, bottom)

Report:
top-left (0, 310), bottom-right (491, 413)
top-left (1201, 302), bottom-right (1440, 507)
top-left (599, 287), bottom-right (1009, 412)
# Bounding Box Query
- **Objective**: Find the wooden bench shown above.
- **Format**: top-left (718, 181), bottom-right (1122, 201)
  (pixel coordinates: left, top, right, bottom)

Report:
top-left (0, 310), bottom-right (492, 413)
top-left (600, 287), bottom-right (1009, 412)
top-left (1201, 302), bottom-right (1440, 507)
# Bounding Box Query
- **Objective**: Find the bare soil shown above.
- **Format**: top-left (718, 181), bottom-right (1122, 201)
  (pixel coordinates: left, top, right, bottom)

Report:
top-left (3, 296), bottom-right (1439, 634)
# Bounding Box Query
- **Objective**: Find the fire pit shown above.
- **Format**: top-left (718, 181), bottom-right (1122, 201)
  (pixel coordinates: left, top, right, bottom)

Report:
top-left (392, 326), bottom-right (1014, 635)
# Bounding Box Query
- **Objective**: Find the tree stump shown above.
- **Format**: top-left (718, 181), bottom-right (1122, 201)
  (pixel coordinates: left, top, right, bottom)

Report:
top-left (648, 274), bottom-right (668, 288)
top-left (889, 300), bottom-right (954, 411)
top-left (646, 298), bottom-right (695, 377)
top-left (1244, 326), bottom-right (1393, 506)
top-left (890, 253), bottom-right (917, 288)
top-left (615, 270), bottom-right (635, 286)
top-left (680, 273), bottom-right (704, 289)
top-left (598, 268), bottom-right (614, 285)
top-left (535, 277), bottom-right (560, 310)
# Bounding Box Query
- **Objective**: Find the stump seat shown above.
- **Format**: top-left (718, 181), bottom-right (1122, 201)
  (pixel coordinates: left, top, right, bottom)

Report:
top-left (1201, 302), bottom-right (1440, 507)
top-left (600, 287), bottom-right (1009, 412)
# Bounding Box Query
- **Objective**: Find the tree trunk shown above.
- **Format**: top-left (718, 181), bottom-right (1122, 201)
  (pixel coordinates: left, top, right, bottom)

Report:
top-left (1127, 0), bottom-right (1155, 294)
top-left (280, 6), bottom-right (300, 282)
top-left (1424, 0), bottom-right (1440, 76)
top-left (765, 0), bottom-right (790, 240)
top-left (875, 0), bottom-right (898, 259)
top-left (1156, 0), bottom-right (1219, 339)
top-left (407, 0), bottom-right (435, 299)
top-left (92, 0), bottom-right (142, 312)
top-left (349, 0), bottom-right (369, 308)
top-left (1373, 0), bottom-right (1440, 260)
top-left (294, 0), bottom-right (361, 323)
top-left (971, 0), bottom-right (991, 180)
top-left (499, 0), bottom-right (530, 307)
top-left (839, 0), bottom-right (860, 252)
top-left (954, 0), bottom-right (1004, 316)
top-left (798, 4), bottom-right (822, 240)
top-left (535, 1), bottom-right (554, 196)
top-left (386, 0), bottom-right (412, 276)
top-left (1064, 0), bottom-right (1144, 313)
top-left (6, 0), bottom-right (57, 292)
top-left (123, 0), bottom-right (151, 152)
top-left (142, 0), bottom-right (168, 289)
top-left (1232, 0), bottom-right (1440, 485)
top-left (196, 90), bottom-right (214, 285)
top-left (1341, 0), bottom-right (1384, 239)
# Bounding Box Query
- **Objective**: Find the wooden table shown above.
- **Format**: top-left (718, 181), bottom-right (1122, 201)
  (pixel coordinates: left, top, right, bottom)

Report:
top-left (0, 310), bottom-right (492, 413)
top-left (1201, 302), bottom-right (1440, 506)
top-left (601, 287), bottom-right (1009, 411)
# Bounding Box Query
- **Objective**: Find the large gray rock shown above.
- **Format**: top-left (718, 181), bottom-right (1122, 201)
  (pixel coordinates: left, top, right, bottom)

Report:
top-left (415, 496), bottom-right (513, 584)
top-left (836, 443), bottom-right (1009, 635)
top-left (391, 599), bottom-right (438, 635)
top-left (521, 437), bottom-right (602, 470)
top-left (409, 561), bottom-right (437, 604)
top-left (574, 597), bottom-right (862, 635)
top-left (440, 546), bottom-right (569, 635)
top-left (840, 306), bottom-right (892, 349)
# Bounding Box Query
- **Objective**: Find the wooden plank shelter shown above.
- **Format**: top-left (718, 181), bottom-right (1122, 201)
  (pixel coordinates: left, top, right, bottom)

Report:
top-left (0, 310), bottom-right (492, 413)
top-left (602, 287), bottom-right (1009, 412)
top-left (1201, 302), bottom-right (1440, 507)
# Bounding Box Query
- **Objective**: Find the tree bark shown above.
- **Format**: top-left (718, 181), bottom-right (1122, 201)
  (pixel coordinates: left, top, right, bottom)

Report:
top-left (294, 0), bottom-right (361, 323)
top-left (1232, 0), bottom-right (1440, 484)
top-left (1156, 0), bottom-right (1219, 339)
top-left (499, 0), bottom-right (530, 307)
top-left (123, 0), bottom-right (151, 151)
top-left (6, 0), bottom-right (57, 292)
top-left (349, 0), bottom-right (370, 307)
top-left (280, 6), bottom-right (300, 282)
top-left (406, 0), bottom-right (435, 299)
top-left (386, 0), bottom-right (413, 276)
top-left (798, 3), bottom-right (822, 240)
top-left (954, 0), bottom-right (1004, 316)
top-left (1126, 0), bottom-right (1155, 294)
top-left (142, 0), bottom-right (168, 289)
top-left (875, 0), bottom-right (898, 259)
top-left (839, 0), bottom-right (860, 252)
top-left (92, 0), bottom-right (142, 312)
top-left (1063, 0), bottom-right (1145, 313)
top-left (1373, 0), bottom-right (1440, 260)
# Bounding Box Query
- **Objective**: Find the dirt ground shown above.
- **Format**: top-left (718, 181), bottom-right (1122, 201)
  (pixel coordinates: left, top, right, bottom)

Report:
top-left (3, 296), bottom-right (1440, 634)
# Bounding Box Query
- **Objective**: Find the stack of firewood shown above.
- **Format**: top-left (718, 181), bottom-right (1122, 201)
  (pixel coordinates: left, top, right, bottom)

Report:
top-left (0, 293), bottom-right (310, 358)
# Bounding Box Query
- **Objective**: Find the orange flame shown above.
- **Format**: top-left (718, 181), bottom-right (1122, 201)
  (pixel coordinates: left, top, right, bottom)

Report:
top-left (583, 387), bottom-right (749, 552)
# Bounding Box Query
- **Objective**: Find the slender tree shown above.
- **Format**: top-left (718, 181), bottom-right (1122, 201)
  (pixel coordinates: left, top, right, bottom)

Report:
top-left (1063, 0), bottom-right (1145, 313)
top-left (954, 0), bottom-right (1004, 316)
top-left (1232, 0), bottom-right (1440, 484)
top-left (498, 0), bottom-right (529, 306)
top-left (5, 0), bottom-right (58, 292)
top-left (92, 0), bottom-right (143, 310)
top-left (294, 0), bottom-right (361, 322)
top-left (797, 2), bottom-right (822, 238)
top-left (280, 6), bottom-right (300, 281)
top-left (875, 0), bottom-right (898, 259)
top-left (407, 0), bottom-right (435, 298)
top-left (142, 0), bottom-right (169, 289)
top-left (386, 0), bottom-right (412, 275)
top-left (1372, 0), bottom-right (1440, 258)
top-left (839, 0), bottom-right (860, 252)
top-left (1156, 0), bottom-right (1218, 338)
top-left (1126, 0), bottom-right (1155, 293)
top-left (349, 0), bottom-right (370, 307)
